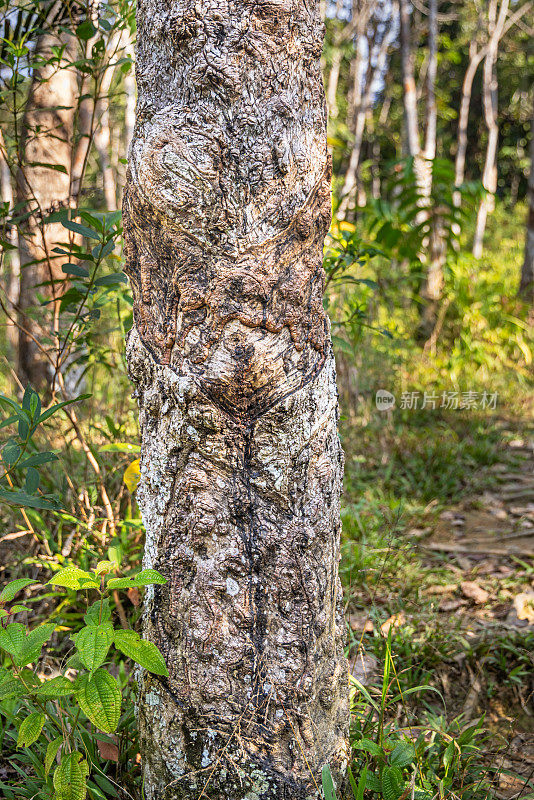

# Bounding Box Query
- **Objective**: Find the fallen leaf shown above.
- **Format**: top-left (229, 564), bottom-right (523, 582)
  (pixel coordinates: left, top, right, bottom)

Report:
top-left (424, 583), bottom-right (458, 595)
top-left (461, 581), bottom-right (489, 604)
top-left (513, 592), bottom-right (534, 623)
top-left (439, 598), bottom-right (466, 612)
top-left (97, 739), bottom-right (119, 762)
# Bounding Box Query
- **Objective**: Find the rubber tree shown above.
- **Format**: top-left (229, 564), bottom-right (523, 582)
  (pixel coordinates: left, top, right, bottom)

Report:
top-left (123, 0), bottom-right (349, 798)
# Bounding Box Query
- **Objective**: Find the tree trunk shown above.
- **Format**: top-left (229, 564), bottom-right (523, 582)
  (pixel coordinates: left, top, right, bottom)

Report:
top-left (419, 0), bottom-right (443, 335)
top-left (327, 46), bottom-right (343, 120)
top-left (94, 96), bottom-right (117, 211)
top-left (16, 32), bottom-right (78, 389)
top-left (399, 0), bottom-right (420, 160)
top-left (0, 130), bottom-right (20, 350)
top-left (519, 109), bottom-right (534, 300)
top-left (472, 0), bottom-right (509, 258)
top-left (123, 1), bottom-right (349, 798)
top-left (454, 44), bottom-right (484, 190)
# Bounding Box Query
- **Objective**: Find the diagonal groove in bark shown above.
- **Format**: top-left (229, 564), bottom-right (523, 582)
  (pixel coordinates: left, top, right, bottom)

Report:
top-left (124, 0), bottom-right (349, 796)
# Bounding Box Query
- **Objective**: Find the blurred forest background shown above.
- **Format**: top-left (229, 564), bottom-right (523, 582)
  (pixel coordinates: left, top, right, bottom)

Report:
top-left (0, 0), bottom-right (533, 798)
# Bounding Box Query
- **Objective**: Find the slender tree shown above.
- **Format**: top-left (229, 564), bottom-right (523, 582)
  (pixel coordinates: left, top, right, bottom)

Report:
top-left (519, 109), bottom-right (534, 300)
top-left (16, 30), bottom-right (79, 389)
top-left (123, 0), bottom-right (349, 798)
top-left (472, 0), bottom-right (509, 258)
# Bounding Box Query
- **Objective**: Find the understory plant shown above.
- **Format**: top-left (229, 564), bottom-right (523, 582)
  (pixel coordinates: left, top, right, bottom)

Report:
top-left (0, 565), bottom-right (168, 800)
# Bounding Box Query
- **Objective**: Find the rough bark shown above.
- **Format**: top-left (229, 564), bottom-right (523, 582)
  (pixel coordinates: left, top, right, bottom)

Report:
top-left (16, 31), bottom-right (78, 389)
top-left (519, 109), bottom-right (534, 301)
top-left (123, 1), bottom-right (349, 798)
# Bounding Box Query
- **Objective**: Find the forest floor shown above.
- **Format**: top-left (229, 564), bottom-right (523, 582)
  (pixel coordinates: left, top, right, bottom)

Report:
top-left (341, 370), bottom-right (534, 798)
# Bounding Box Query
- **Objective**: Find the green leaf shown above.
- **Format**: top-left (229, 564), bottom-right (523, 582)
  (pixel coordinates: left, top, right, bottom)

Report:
top-left (353, 738), bottom-right (382, 757)
top-left (16, 623), bottom-right (55, 666)
top-left (76, 20), bottom-right (97, 40)
top-left (366, 772), bottom-right (382, 793)
top-left (0, 486), bottom-right (60, 510)
top-left (45, 737), bottom-right (63, 777)
top-left (113, 629), bottom-right (169, 677)
top-left (37, 393), bottom-right (91, 425)
top-left (99, 442), bottom-right (140, 453)
top-left (390, 741), bottom-right (416, 768)
top-left (321, 764), bottom-right (338, 800)
top-left (34, 676), bottom-right (74, 698)
top-left (53, 752), bottom-right (89, 800)
top-left (25, 467), bottom-right (40, 493)
top-left (76, 669), bottom-right (121, 733)
top-left (0, 622), bottom-right (25, 656)
top-left (18, 452), bottom-right (58, 468)
top-left (107, 568), bottom-right (167, 590)
top-left (355, 765), bottom-right (368, 800)
top-left (84, 598), bottom-right (111, 626)
top-left (381, 766), bottom-right (405, 800)
top-left (27, 162), bottom-right (68, 174)
top-left (0, 578), bottom-right (37, 603)
top-left (72, 623), bottom-right (114, 671)
top-left (62, 263), bottom-right (90, 278)
top-left (47, 568), bottom-right (99, 590)
top-left (17, 712), bottom-right (45, 748)
top-left (0, 678), bottom-right (25, 701)
top-left (94, 272), bottom-right (127, 287)
top-left (62, 219), bottom-right (100, 240)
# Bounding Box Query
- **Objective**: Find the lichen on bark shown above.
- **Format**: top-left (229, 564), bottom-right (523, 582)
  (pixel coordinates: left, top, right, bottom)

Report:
top-left (124, 0), bottom-right (350, 796)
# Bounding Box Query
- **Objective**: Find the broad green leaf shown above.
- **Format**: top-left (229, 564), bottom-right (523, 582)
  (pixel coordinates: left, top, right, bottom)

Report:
top-left (99, 442), bottom-right (140, 453)
top-left (381, 765), bottom-right (405, 800)
top-left (108, 568), bottom-right (167, 590)
top-left (48, 568), bottom-right (99, 590)
top-left (84, 598), bottom-right (111, 626)
top-left (0, 578), bottom-right (36, 603)
top-left (16, 623), bottom-right (55, 666)
top-left (34, 676), bottom-right (74, 698)
top-left (62, 263), bottom-right (89, 278)
top-left (0, 622), bottom-right (25, 655)
top-left (53, 752), bottom-right (89, 800)
top-left (0, 678), bottom-right (25, 701)
top-left (7, 604), bottom-right (28, 614)
top-left (72, 623), bottom-right (114, 671)
top-left (62, 218), bottom-right (100, 240)
top-left (45, 737), bottom-right (63, 777)
top-left (76, 669), bottom-right (121, 733)
top-left (113, 629), bottom-right (169, 677)
top-left (17, 712), bottom-right (45, 748)
top-left (390, 741), bottom-right (416, 768)
top-left (321, 764), bottom-right (338, 800)
top-left (76, 20), bottom-right (97, 40)
top-left (18, 452), bottom-right (58, 468)
top-left (0, 487), bottom-right (60, 510)
top-left (353, 737), bottom-right (382, 757)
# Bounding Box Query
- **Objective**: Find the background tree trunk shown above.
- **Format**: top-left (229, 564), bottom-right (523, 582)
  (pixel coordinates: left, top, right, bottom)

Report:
top-left (519, 108), bottom-right (534, 300)
top-left (123, 1), bottom-right (349, 798)
top-left (16, 31), bottom-right (78, 389)
top-left (472, 0), bottom-right (509, 258)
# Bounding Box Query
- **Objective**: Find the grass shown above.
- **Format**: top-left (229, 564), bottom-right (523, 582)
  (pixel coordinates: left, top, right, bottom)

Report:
top-left (335, 201), bottom-right (534, 798)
